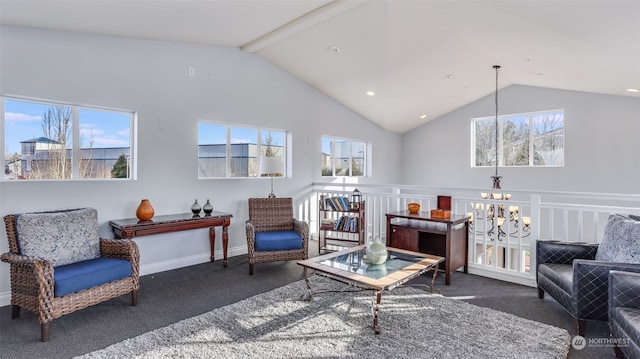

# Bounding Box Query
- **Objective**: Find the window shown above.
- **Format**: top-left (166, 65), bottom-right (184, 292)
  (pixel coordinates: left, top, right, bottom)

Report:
top-left (321, 136), bottom-right (367, 176)
top-left (472, 109), bottom-right (564, 167)
top-left (198, 122), bottom-right (287, 178)
top-left (3, 97), bottom-right (134, 180)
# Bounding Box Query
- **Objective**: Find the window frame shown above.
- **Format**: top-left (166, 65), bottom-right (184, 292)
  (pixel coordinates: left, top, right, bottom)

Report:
top-left (197, 121), bottom-right (290, 179)
top-left (2, 96), bottom-right (137, 181)
top-left (321, 136), bottom-right (368, 177)
top-left (471, 109), bottom-right (564, 168)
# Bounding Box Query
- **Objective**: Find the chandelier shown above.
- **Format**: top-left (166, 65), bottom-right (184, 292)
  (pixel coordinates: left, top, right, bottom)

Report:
top-left (468, 200), bottom-right (531, 241)
top-left (490, 65), bottom-right (502, 193)
top-left (467, 65), bottom-right (530, 240)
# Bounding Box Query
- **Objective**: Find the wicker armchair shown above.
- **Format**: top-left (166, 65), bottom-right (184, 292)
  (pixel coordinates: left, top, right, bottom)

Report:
top-left (245, 198), bottom-right (309, 275)
top-left (1, 208), bottom-right (140, 341)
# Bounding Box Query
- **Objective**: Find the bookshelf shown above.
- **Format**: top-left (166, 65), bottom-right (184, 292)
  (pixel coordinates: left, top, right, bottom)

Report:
top-left (318, 197), bottom-right (365, 253)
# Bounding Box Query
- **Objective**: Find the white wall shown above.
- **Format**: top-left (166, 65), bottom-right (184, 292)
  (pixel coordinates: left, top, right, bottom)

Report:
top-left (0, 26), bottom-right (403, 299)
top-left (402, 84), bottom-right (640, 194)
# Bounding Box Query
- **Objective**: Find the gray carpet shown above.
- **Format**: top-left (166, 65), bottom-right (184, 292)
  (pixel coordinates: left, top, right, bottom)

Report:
top-left (76, 276), bottom-right (570, 359)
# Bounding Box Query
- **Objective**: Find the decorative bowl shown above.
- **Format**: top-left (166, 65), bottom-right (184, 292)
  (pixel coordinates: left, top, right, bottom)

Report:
top-left (407, 202), bottom-right (420, 214)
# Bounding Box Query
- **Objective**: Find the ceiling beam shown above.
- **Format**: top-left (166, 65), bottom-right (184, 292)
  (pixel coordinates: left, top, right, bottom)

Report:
top-left (241, 0), bottom-right (367, 53)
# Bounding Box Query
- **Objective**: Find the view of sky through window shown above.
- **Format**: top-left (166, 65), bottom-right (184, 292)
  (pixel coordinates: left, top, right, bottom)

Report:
top-left (4, 100), bottom-right (130, 156)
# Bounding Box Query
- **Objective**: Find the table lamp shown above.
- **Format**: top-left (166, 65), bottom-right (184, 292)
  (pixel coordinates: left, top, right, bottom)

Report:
top-left (260, 156), bottom-right (284, 198)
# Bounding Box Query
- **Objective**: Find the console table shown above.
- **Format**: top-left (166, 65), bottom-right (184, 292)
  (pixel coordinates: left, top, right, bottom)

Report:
top-left (385, 211), bottom-right (470, 285)
top-left (109, 212), bottom-right (233, 267)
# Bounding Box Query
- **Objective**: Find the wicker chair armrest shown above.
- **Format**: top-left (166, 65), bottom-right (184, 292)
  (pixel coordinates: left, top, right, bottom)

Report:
top-left (0, 252), bottom-right (55, 304)
top-left (293, 219), bottom-right (309, 242)
top-left (610, 270), bottom-right (640, 310)
top-left (536, 240), bottom-right (598, 267)
top-left (1, 252), bottom-right (49, 267)
top-left (100, 238), bottom-right (139, 261)
top-left (246, 220), bottom-right (256, 252)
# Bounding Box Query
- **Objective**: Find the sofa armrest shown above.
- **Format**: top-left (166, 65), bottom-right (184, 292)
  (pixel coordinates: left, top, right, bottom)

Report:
top-left (536, 240), bottom-right (598, 267)
top-left (609, 270), bottom-right (640, 310)
top-left (574, 260), bottom-right (640, 320)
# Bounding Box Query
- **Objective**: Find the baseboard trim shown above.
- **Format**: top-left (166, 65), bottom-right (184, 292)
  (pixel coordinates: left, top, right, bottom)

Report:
top-left (467, 264), bottom-right (537, 287)
top-left (0, 245), bottom-right (249, 307)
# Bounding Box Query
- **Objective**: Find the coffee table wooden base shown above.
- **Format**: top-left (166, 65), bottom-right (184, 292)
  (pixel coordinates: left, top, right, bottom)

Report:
top-left (303, 268), bottom-right (440, 334)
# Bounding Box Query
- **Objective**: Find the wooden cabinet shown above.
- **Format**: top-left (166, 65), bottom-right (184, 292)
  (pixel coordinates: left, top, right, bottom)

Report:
top-left (389, 225), bottom-right (419, 252)
top-left (318, 199), bottom-right (365, 253)
top-left (385, 211), bottom-right (470, 285)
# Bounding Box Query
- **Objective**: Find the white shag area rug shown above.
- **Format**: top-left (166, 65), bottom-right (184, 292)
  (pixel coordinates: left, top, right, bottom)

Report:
top-left (77, 276), bottom-right (570, 358)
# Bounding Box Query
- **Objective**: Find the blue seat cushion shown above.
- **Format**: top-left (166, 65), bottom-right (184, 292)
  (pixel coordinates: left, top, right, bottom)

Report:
top-left (255, 231), bottom-right (302, 251)
top-left (54, 257), bottom-right (132, 297)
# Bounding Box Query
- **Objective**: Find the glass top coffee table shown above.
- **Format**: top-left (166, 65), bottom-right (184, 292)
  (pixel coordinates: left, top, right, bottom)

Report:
top-left (297, 244), bottom-right (444, 334)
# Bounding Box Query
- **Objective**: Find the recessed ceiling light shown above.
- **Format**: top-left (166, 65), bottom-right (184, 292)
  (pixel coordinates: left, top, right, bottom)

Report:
top-left (523, 58), bottom-right (534, 63)
top-left (444, 74), bottom-right (454, 79)
top-left (420, 114), bottom-right (427, 119)
top-left (627, 88), bottom-right (640, 93)
top-left (327, 46), bottom-right (341, 53)
top-left (366, 91), bottom-right (375, 96)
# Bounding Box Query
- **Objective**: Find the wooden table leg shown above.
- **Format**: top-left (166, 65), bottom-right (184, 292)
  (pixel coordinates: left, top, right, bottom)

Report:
top-left (209, 226), bottom-right (216, 263)
top-left (222, 222), bottom-right (229, 268)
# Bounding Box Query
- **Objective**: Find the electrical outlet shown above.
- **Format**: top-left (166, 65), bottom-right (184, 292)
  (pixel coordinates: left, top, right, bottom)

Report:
top-left (188, 67), bottom-right (195, 77)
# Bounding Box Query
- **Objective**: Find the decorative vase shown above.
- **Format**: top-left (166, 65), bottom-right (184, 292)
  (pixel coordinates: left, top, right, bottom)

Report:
top-left (136, 199), bottom-right (154, 221)
top-left (203, 199), bottom-right (213, 215)
top-left (191, 199), bottom-right (201, 215)
top-left (366, 240), bottom-right (388, 265)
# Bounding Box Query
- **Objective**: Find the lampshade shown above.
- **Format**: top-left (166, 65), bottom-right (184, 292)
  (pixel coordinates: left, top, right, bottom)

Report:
top-left (260, 156), bottom-right (283, 177)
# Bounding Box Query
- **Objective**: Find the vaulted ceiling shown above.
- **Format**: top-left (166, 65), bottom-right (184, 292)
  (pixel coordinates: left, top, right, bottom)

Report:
top-left (1, 0), bottom-right (639, 133)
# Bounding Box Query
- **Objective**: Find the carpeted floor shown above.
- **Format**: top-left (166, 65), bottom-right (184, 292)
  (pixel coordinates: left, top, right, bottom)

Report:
top-left (0, 241), bottom-right (616, 358)
top-left (76, 276), bottom-right (571, 358)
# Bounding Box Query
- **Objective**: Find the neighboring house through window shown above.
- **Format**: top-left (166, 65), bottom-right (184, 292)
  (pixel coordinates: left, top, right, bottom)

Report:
top-left (2, 97), bottom-right (135, 180)
top-left (198, 122), bottom-right (288, 179)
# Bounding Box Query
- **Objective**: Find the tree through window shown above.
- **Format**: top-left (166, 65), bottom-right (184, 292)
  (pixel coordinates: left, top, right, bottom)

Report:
top-left (473, 109), bottom-right (564, 167)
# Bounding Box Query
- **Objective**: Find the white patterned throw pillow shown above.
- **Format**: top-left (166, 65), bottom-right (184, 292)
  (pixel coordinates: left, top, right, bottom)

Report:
top-left (595, 214), bottom-right (640, 263)
top-left (16, 208), bottom-right (101, 267)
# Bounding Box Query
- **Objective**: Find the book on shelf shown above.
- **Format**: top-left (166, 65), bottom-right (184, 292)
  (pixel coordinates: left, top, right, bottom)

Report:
top-left (320, 218), bottom-right (337, 230)
top-left (324, 196), bottom-right (352, 211)
top-left (331, 215), bottom-right (359, 232)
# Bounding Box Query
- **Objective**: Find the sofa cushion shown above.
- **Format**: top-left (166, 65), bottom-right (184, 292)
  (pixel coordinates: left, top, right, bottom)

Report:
top-left (595, 214), bottom-right (640, 263)
top-left (54, 257), bottom-right (132, 297)
top-left (16, 208), bottom-right (101, 267)
top-left (255, 231), bottom-right (302, 251)
top-left (610, 307), bottom-right (640, 347)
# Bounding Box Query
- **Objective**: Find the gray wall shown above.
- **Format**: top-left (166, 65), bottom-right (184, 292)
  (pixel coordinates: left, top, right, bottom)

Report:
top-left (402, 84), bottom-right (640, 194)
top-left (0, 26), bottom-right (403, 297)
